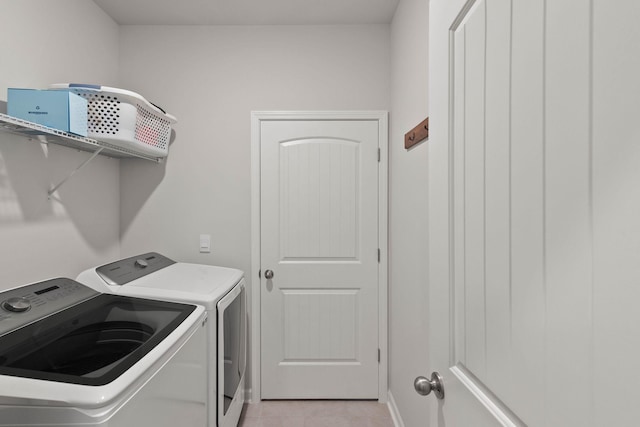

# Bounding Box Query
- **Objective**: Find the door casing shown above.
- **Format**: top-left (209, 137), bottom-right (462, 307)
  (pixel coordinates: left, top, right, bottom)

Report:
top-left (250, 111), bottom-right (389, 402)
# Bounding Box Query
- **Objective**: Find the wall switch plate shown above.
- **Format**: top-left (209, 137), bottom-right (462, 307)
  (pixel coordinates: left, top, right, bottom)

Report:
top-left (199, 234), bottom-right (211, 253)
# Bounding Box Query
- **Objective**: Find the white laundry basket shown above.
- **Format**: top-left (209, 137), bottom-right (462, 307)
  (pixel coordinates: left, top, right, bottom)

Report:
top-left (50, 84), bottom-right (177, 158)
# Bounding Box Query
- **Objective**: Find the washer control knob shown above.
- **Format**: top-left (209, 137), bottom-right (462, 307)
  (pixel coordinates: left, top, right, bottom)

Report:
top-left (135, 259), bottom-right (148, 268)
top-left (2, 297), bottom-right (31, 313)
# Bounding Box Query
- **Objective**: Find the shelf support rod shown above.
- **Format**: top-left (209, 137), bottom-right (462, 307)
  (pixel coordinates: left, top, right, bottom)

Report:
top-left (48, 148), bottom-right (105, 198)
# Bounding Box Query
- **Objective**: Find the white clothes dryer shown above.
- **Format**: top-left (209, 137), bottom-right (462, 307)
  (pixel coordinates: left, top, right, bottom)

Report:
top-left (0, 277), bottom-right (207, 427)
top-left (77, 252), bottom-right (246, 427)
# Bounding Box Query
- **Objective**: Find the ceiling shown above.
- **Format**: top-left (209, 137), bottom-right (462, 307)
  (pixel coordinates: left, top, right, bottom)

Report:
top-left (92, 0), bottom-right (400, 26)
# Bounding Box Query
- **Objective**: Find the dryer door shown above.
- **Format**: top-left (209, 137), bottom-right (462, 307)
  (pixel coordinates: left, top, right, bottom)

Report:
top-left (217, 280), bottom-right (246, 427)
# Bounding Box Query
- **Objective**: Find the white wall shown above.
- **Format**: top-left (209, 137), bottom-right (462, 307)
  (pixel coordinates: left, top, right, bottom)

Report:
top-left (117, 23), bottom-right (390, 396)
top-left (389, 0), bottom-right (430, 425)
top-left (0, 0), bottom-right (120, 287)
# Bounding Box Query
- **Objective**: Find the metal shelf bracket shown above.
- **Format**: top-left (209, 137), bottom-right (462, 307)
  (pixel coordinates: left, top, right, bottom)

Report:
top-left (47, 148), bottom-right (104, 198)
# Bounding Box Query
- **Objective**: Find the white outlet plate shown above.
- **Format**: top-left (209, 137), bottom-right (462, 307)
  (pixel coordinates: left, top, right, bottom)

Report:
top-left (199, 234), bottom-right (211, 253)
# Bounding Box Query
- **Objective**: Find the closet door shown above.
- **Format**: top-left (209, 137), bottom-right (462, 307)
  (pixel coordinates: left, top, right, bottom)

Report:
top-left (427, 0), bottom-right (640, 425)
top-left (258, 115), bottom-right (384, 399)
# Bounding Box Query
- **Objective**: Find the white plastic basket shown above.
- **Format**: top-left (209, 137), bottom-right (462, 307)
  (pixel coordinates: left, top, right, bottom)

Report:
top-left (50, 84), bottom-right (177, 158)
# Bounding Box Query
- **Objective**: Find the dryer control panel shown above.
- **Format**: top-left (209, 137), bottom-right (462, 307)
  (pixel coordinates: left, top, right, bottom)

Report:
top-left (0, 278), bottom-right (99, 337)
top-left (95, 252), bottom-right (176, 286)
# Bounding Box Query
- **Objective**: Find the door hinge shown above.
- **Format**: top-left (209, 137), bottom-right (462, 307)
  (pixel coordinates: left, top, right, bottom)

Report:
top-left (378, 148), bottom-right (381, 162)
top-left (378, 348), bottom-right (381, 363)
top-left (377, 248), bottom-right (381, 263)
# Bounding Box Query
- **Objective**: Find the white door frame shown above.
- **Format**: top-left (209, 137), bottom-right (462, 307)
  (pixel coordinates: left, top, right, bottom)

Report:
top-left (250, 111), bottom-right (388, 402)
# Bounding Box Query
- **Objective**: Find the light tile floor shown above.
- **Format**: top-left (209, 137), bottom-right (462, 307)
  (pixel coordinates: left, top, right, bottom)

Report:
top-left (239, 400), bottom-right (394, 427)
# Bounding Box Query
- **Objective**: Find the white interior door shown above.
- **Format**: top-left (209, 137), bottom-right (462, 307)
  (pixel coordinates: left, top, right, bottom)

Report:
top-left (428, 0), bottom-right (640, 425)
top-left (258, 115), bottom-right (383, 399)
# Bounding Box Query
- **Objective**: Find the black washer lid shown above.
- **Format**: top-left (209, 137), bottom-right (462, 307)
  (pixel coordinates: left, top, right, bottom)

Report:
top-left (0, 290), bottom-right (196, 386)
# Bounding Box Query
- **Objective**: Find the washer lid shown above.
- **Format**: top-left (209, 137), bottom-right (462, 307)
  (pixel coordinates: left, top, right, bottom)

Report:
top-left (0, 304), bottom-right (206, 409)
top-left (0, 293), bottom-right (196, 386)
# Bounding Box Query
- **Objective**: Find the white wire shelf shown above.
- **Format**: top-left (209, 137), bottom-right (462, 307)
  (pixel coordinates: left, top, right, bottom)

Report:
top-left (0, 113), bottom-right (163, 162)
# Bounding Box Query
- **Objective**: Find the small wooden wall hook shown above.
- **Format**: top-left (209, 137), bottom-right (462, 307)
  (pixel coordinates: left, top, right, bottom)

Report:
top-left (404, 117), bottom-right (429, 149)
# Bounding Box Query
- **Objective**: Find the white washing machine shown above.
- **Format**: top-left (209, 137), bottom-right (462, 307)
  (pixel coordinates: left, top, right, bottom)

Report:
top-left (77, 252), bottom-right (246, 427)
top-left (0, 277), bottom-right (207, 427)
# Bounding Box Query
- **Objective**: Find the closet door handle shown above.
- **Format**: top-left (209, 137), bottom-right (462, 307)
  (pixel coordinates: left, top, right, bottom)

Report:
top-left (414, 372), bottom-right (445, 400)
top-left (264, 270), bottom-right (274, 280)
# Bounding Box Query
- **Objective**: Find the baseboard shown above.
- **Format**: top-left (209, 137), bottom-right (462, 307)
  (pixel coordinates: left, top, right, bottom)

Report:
top-left (387, 390), bottom-right (406, 427)
top-left (244, 387), bottom-right (253, 403)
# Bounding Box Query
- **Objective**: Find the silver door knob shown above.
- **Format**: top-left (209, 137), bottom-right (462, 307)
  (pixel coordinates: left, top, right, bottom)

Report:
top-left (264, 270), bottom-right (274, 279)
top-left (414, 372), bottom-right (445, 400)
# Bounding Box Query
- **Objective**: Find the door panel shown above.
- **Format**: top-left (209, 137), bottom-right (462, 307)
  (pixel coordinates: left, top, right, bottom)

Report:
top-left (279, 138), bottom-right (360, 260)
top-left (483, 0), bottom-right (511, 397)
top-left (593, 2), bottom-right (640, 425)
top-left (282, 289), bottom-right (358, 360)
top-left (429, 0), bottom-right (640, 425)
top-left (260, 119), bottom-right (380, 399)
top-left (509, 0), bottom-right (545, 422)
top-left (544, 0), bottom-right (592, 423)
